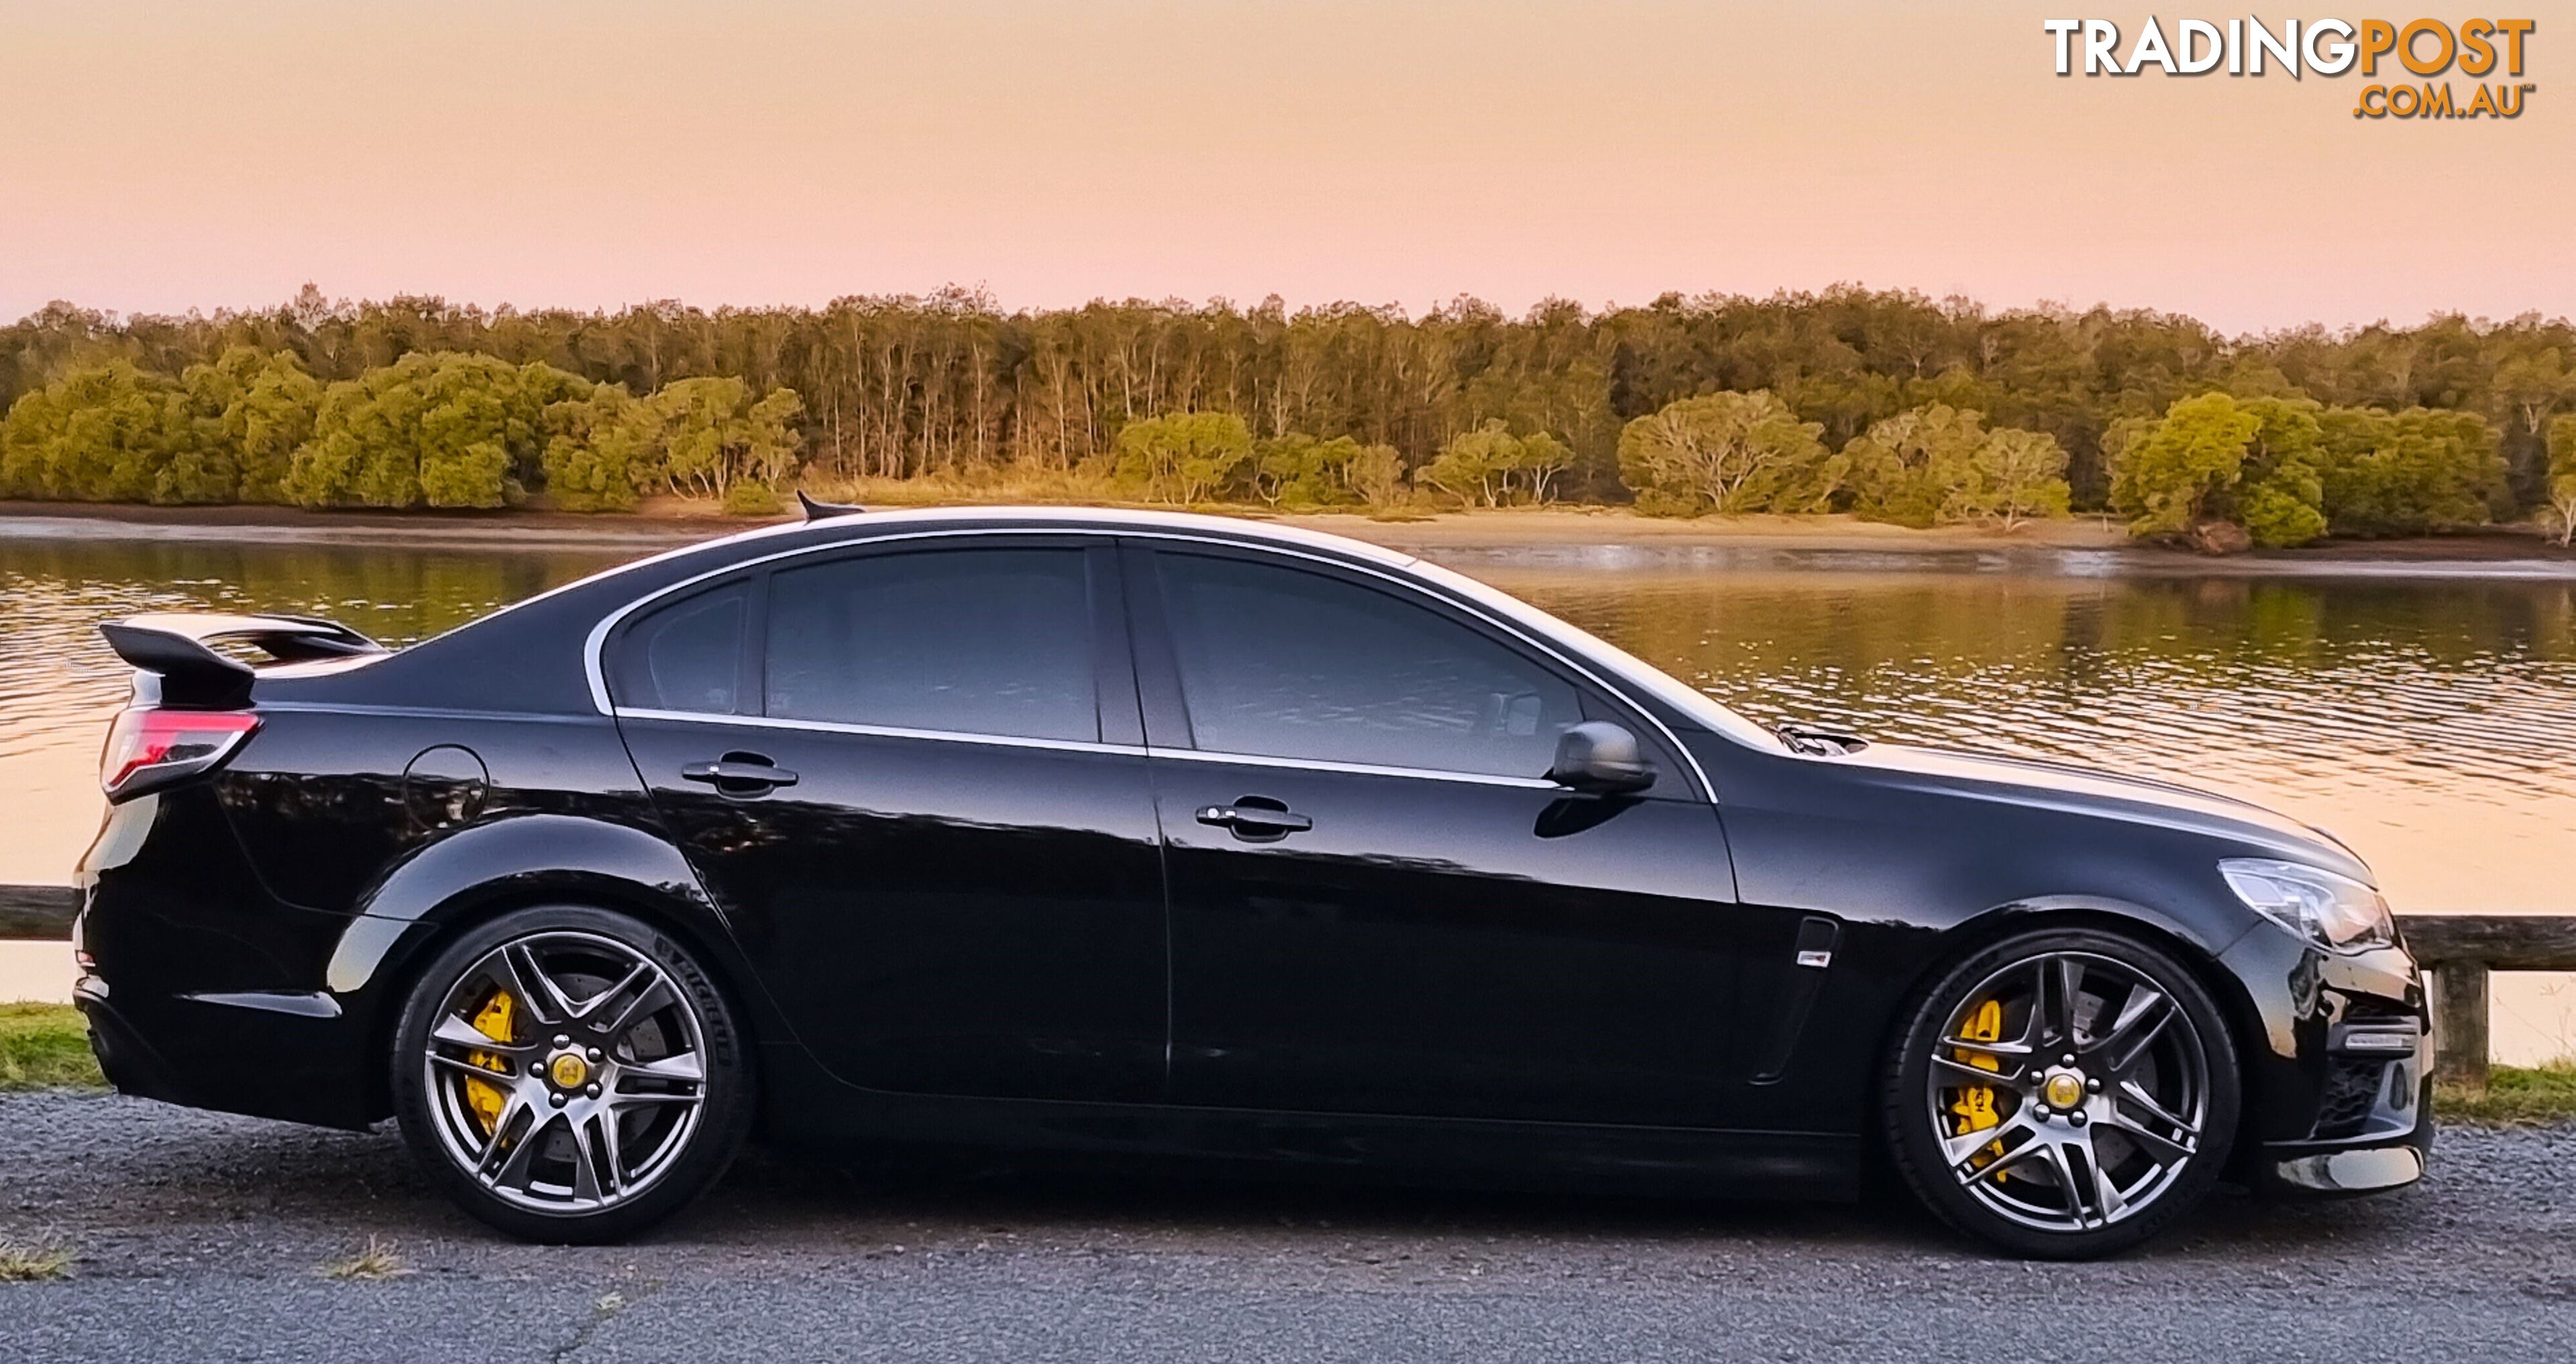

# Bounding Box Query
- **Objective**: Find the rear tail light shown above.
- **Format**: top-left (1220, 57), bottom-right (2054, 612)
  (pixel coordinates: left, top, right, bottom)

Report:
top-left (99, 707), bottom-right (260, 801)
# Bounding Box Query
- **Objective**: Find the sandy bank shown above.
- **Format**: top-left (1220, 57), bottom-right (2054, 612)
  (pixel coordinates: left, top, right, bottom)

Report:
top-left (2, 499), bottom-right (2570, 573)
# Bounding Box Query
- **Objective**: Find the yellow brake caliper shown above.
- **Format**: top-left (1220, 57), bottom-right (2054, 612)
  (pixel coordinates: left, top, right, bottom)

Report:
top-left (463, 989), bottom-right (516, 1135)
top-left (1948, 997), bottom-right (2006, 1178)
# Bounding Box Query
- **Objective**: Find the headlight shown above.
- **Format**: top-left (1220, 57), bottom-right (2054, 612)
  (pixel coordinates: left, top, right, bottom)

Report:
top-left (2220, 858), bottom-right (2394, 953)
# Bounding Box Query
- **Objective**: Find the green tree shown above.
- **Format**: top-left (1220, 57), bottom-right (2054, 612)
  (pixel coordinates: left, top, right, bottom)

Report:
top-left (1616, 391), bottom-right (1836, 516)
top-left (2231, 398), bottom-right (2328, 547)
top-left (2108, 392), bottom-right (2260, 537)
top-left (2315, 407), bottom-right (2506, 535)
top-left (1112, 411), bottom-right (1252, 504)
top-left (1348, 442), bottom-right (1407, 510)
top-left (1843, 403), bottom-right (1988, 527)
top-left (182, 347), bottom-right (321, 504)
top-left (1253, 432), bottom-right (1384, 508)
top-left (1415, 420), bottom-right (1571, 508)
top-left (1957, 428), bottom-right (2072, 530)
top-left (287, 352), bottom-right (586, 508)
top-left (629, 377), bottom-right (805, 502)
top-left (2108, 392), bottom-right (2334, 547)
top-left (2544, 414), bottom-right (2576, 547)
top-left (0, 360), bottom-right (203, 502)
top-left (541, 385), bottom-right (655, 511)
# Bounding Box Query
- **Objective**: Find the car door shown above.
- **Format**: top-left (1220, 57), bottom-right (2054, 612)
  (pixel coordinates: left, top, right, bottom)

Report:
top-left (608, 536), bottom-right (1167, 1104)
top-left (1130, 541), bottom-right (1758, 1129)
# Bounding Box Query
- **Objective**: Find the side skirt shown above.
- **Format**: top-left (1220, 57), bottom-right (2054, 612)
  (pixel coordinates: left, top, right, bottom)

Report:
top-left (756, 1044), bottom-right (1858, 1202)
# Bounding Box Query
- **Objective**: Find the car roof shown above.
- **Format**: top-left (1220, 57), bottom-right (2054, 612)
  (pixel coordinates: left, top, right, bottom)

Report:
top-left (667, 504), bottom-right (1426, 573)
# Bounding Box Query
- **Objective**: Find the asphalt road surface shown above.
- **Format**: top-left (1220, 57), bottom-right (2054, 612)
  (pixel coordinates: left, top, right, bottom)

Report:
top-left (2, 1091), bottom-right (2570, 1363)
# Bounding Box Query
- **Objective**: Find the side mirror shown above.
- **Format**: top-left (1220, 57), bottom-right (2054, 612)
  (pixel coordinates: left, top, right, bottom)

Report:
top-left (1548, 721), bottom-right (1655, 794)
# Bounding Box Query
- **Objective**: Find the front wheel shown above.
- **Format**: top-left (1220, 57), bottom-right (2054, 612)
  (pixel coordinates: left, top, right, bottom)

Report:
top-left (390, 905), bottom-right (753, 1243)
top-left (1883, 927), bottom-right (2240, 1259)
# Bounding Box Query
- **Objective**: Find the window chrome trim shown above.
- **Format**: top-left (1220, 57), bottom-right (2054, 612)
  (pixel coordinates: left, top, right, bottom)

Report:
top-left (584, 524), bottom-right (1715, 800)
top-left (616, 707), bottom-right (1142, 758)
top-left (1148, 746), bottom-right (1563, 789)
top-left (614, 707), bottom-right (1566, 790)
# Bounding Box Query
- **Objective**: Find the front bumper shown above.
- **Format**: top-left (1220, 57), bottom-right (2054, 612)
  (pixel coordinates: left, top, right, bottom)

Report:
top-left (2253, 1011), bottom-right (2434, 1197)
top-left (2265, 1139), bottom-right (2428, 1194)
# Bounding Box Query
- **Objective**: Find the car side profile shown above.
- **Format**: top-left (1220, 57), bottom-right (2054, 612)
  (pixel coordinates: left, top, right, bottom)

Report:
top-left (72, 506), bottom-right (2431, 1257)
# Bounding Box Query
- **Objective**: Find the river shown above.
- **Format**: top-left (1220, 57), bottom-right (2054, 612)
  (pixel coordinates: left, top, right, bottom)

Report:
top-left (5, 520), bottom-right (2573, 1062)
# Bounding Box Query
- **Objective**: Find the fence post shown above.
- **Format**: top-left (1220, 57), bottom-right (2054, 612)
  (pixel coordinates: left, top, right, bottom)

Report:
top-left (2431, 962), bottom-right (2489, 1091)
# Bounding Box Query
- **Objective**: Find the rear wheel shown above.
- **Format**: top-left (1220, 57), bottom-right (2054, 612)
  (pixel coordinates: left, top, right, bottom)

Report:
top-left (1883, 927), bottom-right (2239, 1259)
top-left (390, 905), bottom-right (753, 1243)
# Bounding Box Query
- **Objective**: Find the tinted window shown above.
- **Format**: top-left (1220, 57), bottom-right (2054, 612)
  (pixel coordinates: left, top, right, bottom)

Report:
top-left (1156, 553), bottom-right (1581, 777)
top-left (765, 549), bottom-right (1098, 742)
top-left (610, 583), bottom-right (745, 713)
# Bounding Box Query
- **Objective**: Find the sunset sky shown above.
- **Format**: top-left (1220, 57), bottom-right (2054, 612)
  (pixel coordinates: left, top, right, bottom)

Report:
top-left (3, 1), bottom-right (2567, 334)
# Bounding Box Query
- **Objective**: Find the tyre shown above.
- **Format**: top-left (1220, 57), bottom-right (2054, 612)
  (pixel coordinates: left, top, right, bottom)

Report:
top-left (1883, 927), bottom-right (2239, 1259)
top-left (390, 905), bottom-right (753, 1243)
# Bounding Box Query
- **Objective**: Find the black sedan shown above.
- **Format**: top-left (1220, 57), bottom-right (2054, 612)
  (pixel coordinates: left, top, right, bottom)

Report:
top-left (72, 505), bottom-right (2431, 1257)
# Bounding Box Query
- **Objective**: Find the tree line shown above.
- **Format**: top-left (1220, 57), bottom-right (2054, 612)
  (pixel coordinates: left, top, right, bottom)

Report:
top-left (4, 285), bottom-right (2573, 543)
top-left (0, 349), bottom-right (804, 514)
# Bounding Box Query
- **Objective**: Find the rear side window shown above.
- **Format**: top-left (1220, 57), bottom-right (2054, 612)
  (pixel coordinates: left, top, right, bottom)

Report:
top-left (608, 583), bottom-right (747, 714)
top-left (765, 549), bottom-right (1098, 742)
top-left (1154, 552), bottom-right (1581, 777)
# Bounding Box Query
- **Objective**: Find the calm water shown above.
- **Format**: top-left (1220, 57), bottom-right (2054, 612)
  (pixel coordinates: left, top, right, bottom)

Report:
top-left (6, 530), bottom-right (2575, 1057)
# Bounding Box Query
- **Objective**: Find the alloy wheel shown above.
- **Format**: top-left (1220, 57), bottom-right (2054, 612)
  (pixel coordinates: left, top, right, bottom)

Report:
top-left (1923, 949), bottom-right (2210, 1235)
top-left (420, 929), bottom-right (710, 1216)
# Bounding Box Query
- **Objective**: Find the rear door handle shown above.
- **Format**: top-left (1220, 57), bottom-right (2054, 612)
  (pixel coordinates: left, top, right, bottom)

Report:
top-left (1196, 803), bottom-right (1313, 836)
top-left (680, 754), bottom-right (800, 793)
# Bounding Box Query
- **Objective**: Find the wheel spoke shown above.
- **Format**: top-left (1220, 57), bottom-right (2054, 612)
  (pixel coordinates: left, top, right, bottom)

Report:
top-left (477, 1096), bottom-right (540, 1181)
top-left (600, 978), bottom-right (678, 1039)
top-left (566, 1113), bottom-right (606, 1203)
top-left (2114, 1077), bottom-right (2201, 1140)
top-left (1941, 1112), bottom-right (2036, 1172)
top-left (2103, 1109), bottom-right (2198, 1166)
top-left (1953, 1135), bottom-right (2050, 1189)
top-left (2045, 1139), bottom-right (2104, 1229)
top-left (572, 961), bottom-right (655, 1024)
top-left (492, 944), bottom-right (573, 1027)
top-left (2045, 957), bottom-right (2087, 1046)
top-left (621, 1050), bottom-right (704, 1085)
top-left (593, 1110), bottom-right (627, 1193)
top-left (430, 1051), bottom-right (518, 1082)
top-left (431, 1014), bottom-right (538, 1056)
top-left (2096, 986), bottom-right (2172, 1074)
top-left (1933, 1052), bottom-right (2027, 1086)
top-left (2080, 1133), bottom-right (2131, 1223)
top-left (608, 1088), bottom-right (701, 1109)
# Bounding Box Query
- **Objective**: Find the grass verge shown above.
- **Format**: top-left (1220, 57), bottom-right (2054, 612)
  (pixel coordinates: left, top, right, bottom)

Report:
top-left (0, 1004), bottom-right (99, 1092)
top-left (318, 1236), bottom-right (410, 1282)
top-left (2436, 1063), bottom-right (2576, 1125)
top-left (0, 1237), bottom-right (76, 1282)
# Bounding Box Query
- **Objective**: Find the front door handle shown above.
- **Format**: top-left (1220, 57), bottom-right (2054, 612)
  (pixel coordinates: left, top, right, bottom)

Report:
top-left (1196, 802), bottom-right (1313, 838)
top-left (680, 753), bottom-right (800, 795)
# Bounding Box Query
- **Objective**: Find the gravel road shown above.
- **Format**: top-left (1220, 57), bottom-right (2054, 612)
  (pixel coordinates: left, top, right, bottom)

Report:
top-left (1, 1091), bottom-right (2571, 1363)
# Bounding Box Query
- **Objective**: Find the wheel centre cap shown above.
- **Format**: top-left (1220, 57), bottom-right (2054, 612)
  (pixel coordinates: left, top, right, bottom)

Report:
top-left (548, 1052), bottom-right (591, 1089)
top-left (2042, 1069), bottom-right (2086, 1111)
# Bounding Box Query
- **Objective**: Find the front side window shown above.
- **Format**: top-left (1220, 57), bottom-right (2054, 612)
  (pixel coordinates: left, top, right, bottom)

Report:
top-left (609, 583), bottom-right (747, 714)
top-left (765, 548), bottom-right (1098, 742)
top-left (1155, 553), bottom-right (1581, 777)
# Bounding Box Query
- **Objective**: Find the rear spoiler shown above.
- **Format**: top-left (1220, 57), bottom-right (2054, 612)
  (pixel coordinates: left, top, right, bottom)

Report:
top-left (99, 614), bottom-right (387, 709)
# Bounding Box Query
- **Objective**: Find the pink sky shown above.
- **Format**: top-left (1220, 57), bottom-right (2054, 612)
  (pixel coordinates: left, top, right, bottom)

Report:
top-left (3, 1), bottom-right (2567, 335)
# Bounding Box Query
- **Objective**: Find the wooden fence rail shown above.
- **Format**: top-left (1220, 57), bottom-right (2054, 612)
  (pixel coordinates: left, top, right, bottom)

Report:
top-left (1, 885), bottom-right (2562, 1090)
top-left (0, 885), bottom-right (75, 942)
